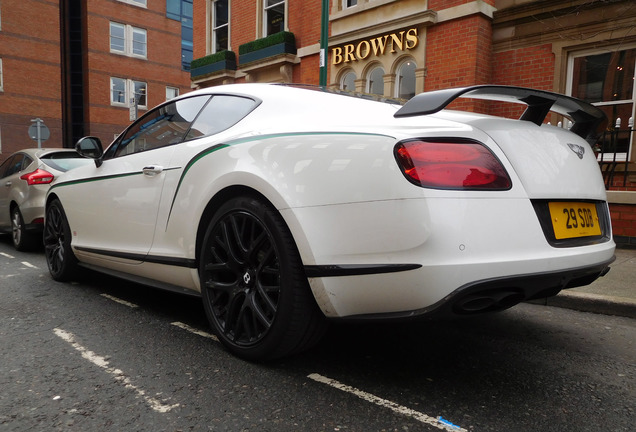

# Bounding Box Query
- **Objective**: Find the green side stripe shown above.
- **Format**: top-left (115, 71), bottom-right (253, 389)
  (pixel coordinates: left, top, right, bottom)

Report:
top-left (49, 167), bottom-right (182, 192)
top-left (49, 171), bottom-right (141, 192)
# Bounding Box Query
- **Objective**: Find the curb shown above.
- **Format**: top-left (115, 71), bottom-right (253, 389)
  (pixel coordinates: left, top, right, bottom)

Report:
top-left (529, 291), bottom-right (636, 319)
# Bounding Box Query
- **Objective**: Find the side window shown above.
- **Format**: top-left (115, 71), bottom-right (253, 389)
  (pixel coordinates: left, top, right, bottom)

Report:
top-left (109, 95), bottom-right (210, 158)
top-left (4, 154), bottom-right (24, 177)
top-left (187, 95), bottom-right (258, 140)
top-left (0, 156), bottom-right (15, 179)
top-left (21, 155), bottom-right (33, 171)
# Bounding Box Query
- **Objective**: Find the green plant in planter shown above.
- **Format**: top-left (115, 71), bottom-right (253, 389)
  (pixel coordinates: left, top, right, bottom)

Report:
top-left (239, 31), bottom-right (296, 55)
top-left (191, 50), bottom-right (237, 69)
top-left (190, 51), bottom-right (237, 77)
top-left (238, 32), bottom-right (297, 64)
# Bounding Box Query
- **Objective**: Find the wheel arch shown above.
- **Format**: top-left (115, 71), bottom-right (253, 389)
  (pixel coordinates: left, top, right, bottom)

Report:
top-left (45, 192), bottom-right (61, 209)
top-left (194, 185), bottom-right (315, 271)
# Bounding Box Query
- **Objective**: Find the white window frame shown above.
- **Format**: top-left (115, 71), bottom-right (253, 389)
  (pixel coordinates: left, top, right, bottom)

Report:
top-left (263, 0), bottom-right (286, 37)
top-left (132, 80), bottom-right (147, 108)
top-left (131, 27), bottom-right (147, 57)
top-left (110, 77), bottom-right (147, 109)
top-left (566, 43), bottom-right (636, 161)
top-left (111, 77), bottom-right (127, 105)
top-left (211, 0), bottom-right (230, 53)
top-left (110, 22), bottom-right (147, 59)
top-left (166, 86), bottom-right (179, 100)
top-left (343, 0), bottom-right (357, 8)
top-left (117, 0), bottom-right (147, 7)
top-left (110, 22), bottom-right (126, 54)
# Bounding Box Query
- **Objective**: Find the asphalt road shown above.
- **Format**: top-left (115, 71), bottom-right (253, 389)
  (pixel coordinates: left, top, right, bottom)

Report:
top-left (1, 236), bottom-right (634, 431)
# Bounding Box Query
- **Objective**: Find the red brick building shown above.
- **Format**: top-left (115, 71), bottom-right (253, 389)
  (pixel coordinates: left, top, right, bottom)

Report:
top-left (0, 0), bottom-right (64, 158)
top-left (191, 0), bottom-right (636, 245)
top-left (0, 0), bottom-right (192, 162)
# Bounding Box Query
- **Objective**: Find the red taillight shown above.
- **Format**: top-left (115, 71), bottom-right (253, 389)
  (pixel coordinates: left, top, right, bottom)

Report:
top-left (20, 169), bottom-right (55, 185)
top-left (395, 140), bottom-right (511, 190)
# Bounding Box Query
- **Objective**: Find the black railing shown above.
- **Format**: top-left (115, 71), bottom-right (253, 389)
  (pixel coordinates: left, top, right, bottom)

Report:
top-left (595, 118), bottom-right (634, 189)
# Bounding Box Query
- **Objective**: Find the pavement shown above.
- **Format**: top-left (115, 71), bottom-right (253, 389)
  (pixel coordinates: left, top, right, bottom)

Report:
top-left (531, 246), bottom-right (636, 319)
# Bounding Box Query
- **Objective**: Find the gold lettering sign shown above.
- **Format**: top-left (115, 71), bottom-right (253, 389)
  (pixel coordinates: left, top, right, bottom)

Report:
top-left (332, 28), bottom-right (419, 65)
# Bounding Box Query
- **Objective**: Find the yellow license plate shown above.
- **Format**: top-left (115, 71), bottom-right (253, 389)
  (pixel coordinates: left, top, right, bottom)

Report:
top-left (548, 202), bottom-right (602, 239)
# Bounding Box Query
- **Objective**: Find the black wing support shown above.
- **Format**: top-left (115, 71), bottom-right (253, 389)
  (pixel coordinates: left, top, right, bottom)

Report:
top-left (394, 85), bottom-right (608, 144)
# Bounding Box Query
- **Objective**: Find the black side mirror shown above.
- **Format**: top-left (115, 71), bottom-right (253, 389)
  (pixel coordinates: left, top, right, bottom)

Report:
top-left (75, 137), bottom-right (104, 167)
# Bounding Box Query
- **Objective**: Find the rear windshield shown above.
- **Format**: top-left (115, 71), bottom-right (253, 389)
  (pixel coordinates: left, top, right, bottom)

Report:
top-left (40, 152), bottom-right (93, 172)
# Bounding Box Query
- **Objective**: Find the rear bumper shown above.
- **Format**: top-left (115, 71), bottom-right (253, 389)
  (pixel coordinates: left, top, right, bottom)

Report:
top-left (17, 185), bottom-right (47, 229)
top-left (288, 197), bottom-right (616, 319)
top-left (305, 257), bottom-right (614, 318)
top-left (308, 250), bottom-right (616, 319)
top-left (411, 256), bottom-right (614, 319)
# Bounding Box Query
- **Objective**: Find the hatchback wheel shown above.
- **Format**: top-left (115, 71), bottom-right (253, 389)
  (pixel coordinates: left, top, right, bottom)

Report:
top-left (199, 196), bottom-right (325, 361)
top-left (11, 206), bottom-right (37, 251)
top-left (44, 199), bottom-right (78, 281)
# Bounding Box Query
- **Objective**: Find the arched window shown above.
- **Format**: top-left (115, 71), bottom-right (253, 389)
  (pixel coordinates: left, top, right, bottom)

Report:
top-left (366, 66), bottom-right (385, 95)
top-left (396, 60), bottom-right (417, 99)
top-left (340, 71), bottom-right (356, 91)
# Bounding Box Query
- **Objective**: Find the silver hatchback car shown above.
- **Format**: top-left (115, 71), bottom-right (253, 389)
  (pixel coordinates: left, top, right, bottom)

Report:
top-left (0, 148), bottom-right (92, 250)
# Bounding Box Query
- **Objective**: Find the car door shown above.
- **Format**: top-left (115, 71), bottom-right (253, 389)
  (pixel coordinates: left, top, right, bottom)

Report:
top-left (0, 154), bottom-right (32, 228)
top-left (65, 96), bottom-right (210, 261)
top-left (0, 155), bottom-right (17, 228)
top-left (148, 94), bottom-right (261, 257)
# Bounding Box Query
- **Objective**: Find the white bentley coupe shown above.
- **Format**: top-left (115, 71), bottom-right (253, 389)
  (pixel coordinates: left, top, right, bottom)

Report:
top-left (44, 84), bottom-right (615, 360)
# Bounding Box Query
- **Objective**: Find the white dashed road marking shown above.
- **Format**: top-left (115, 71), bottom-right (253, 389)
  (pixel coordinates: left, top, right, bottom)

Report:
top-left (61, 289), bottom-right (460, 426)
top-left (171, 321), bottom-right (219, 342)
top-left (53, 328), bottom-right (180, 413)
top-left (21, 261), bottom-right (37, 269)
top-left (1, 252), bottom-right (15, 258)
top-left (100, 294), bottom-right (139, 308)
top-left (307, 373), bottom-right (467, 431)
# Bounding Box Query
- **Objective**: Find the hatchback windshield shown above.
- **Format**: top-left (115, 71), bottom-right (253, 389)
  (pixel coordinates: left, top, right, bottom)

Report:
top-left (41, 152), bottom-right (93, 172)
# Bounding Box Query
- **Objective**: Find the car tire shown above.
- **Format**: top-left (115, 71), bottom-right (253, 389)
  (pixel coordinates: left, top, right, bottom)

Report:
top-left (11, 206), bottom-right (38, 251)
top-left (44, 199), bottom-right (78, 281)
top-left (199, 195), bottom-right (326, 361)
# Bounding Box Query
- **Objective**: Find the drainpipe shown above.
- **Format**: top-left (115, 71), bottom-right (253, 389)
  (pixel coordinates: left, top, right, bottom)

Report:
top-left (319, 0), bottom-right (329, 86)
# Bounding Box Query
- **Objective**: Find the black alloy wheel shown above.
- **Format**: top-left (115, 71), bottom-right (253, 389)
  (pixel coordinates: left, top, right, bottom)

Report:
top-left (44, 199), bottom-right (78, 281)
top-left (199, 196), bottom-right (325, 361)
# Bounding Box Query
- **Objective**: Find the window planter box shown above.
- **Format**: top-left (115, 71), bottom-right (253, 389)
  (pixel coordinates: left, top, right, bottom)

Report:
top-left (190, 51), bottom-right (237, 79)
top-left (238, 31), bottom-right (297, 65)
top-left (239, 42), bottom-right (297, 65)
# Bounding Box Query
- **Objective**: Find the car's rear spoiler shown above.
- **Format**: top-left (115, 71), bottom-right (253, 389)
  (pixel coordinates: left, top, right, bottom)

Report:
top-left (394, 85), bottom-right (607, 144)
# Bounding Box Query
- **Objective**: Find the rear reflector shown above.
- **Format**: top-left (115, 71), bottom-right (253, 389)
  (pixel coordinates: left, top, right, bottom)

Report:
top-left (394, 140), bottom-right (511, 190)
top-left (20, 168), bottom-right (55, 185)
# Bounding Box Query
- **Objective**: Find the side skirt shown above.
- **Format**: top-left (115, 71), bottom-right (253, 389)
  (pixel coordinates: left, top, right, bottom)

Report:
top-left (78, 262), bottom-right (201, 298)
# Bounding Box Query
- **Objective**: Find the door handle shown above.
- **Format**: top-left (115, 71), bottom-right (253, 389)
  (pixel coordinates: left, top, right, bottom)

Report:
top-left (142, 166), bottom-right (164, 177)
